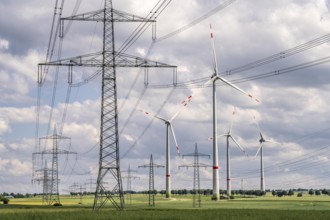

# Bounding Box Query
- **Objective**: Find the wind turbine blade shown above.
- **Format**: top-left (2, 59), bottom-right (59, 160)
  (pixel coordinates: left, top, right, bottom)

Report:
top-left (251, 113), bottom-right (263, 137)
top-left (209, 25), bottom-right (260, 103)
top-left (255, 142), bottom-right (263, 158)
top-left (264, 139), bottom-right (281, 145)
top-left (210, 24), bottom-right (219, 76)
top-left (140, 109), bottom-right (167, 122)
top-left (169, 124), bottom-right (180, 156)
top-left (217, 75), bottom-right (261, 103)
top-left (230, 136), bottom-right (248, 156)
top-left (203, 75), bottom-right (217, 88)
top-left (170, 95), bottom-right (193, 121)
top-left (217, 133), bottom-right (228, 138)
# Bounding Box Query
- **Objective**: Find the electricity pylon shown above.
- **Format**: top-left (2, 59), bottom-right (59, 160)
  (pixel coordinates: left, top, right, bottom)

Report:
top-left (179, 143), bottom-right (211, 208)
top-left (122, 164), bottom-right (139, 205)
top-left (38, 0), bottom-right (176, 210)
top-left (69, 183), bottom-right (86, 204)
top-left (32, 127), bottom-right (77, 205)
top-left (138, 154), bottom-right (164, 207)
top-left (34, 160), bottom-right (52, 204)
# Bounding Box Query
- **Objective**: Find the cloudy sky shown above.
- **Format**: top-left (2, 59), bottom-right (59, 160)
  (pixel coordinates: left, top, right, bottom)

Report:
top-left (1, 0), bottom-right (330, 195)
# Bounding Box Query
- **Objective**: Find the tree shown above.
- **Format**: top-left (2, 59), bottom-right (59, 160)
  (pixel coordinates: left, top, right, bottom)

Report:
top-left (272, 190), bottom-right (276, 196)
top-left (204, 189), bottom-right (211, 196)
top-left (308, 189), bottom-right (314, 196)
top-left (322, 189), bottom-right (328, 195)
top-left (315, 190), bottom-right (321, 196)
top-left (277, 191), bottom-right (283, 197)
top-left (288, 189), bottom-right (294, 196)
top-left (0, 196), bottom-right (9, 204)
top-left (282, 190), bottom-right (288, 196)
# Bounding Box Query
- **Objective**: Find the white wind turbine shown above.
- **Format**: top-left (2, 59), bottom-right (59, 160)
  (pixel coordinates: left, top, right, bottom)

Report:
top-left (218, 107), bottom-right (247, 197)
top-left (205, 25), bottom-right (260, 200)
top-left (253, 116), bottom-right (278, 192)
top-left (141, 95), bottom-right (192, 199)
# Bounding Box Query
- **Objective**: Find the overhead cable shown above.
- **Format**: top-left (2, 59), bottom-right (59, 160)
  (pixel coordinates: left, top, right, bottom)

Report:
top-left (155, 0), bottom-right (237, 42)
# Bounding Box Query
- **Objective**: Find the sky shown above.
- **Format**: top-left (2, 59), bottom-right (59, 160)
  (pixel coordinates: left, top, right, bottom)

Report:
top-left (1, 0), bottom-right (330, 194)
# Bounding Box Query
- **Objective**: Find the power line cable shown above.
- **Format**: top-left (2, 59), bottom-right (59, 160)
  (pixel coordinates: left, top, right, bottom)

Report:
top-left (62, 0), bottom-right (82, 37)
top-left (147, 33), bottom-right (330, 89)
top-left (147, 55), bottom-right (330, 89)
top-left (121, 87), bottom-right (176, 159)
top-left (155, 0), bottom-right (237, 42)
top-left (117, 0), bottom-right (171, 54)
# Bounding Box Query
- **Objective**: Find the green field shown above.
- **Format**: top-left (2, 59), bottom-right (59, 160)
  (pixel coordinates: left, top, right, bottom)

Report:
top-left (1, 194), bottom-right (330, 219)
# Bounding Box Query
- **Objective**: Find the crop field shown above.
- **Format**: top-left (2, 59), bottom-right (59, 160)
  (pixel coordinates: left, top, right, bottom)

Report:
top-left (2, 194), bottom-right (330, 220)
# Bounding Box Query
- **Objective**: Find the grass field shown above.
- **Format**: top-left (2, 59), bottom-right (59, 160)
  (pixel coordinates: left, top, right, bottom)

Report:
top-left (1, 194), bottom-right (330, 219)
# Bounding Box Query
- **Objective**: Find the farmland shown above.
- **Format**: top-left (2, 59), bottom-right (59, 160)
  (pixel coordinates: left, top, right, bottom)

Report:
top-left (1, 193), bottom-right (330, 220)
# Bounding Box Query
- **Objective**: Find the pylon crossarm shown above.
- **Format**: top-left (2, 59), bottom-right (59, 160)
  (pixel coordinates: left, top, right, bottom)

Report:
top-left (198, 163), bottom-right (212, 168)
top-left (39, 133), bottom-right (71, 140)
top-left (138, 164), bottom-right (164, 168)
top-left (33, 149), bottom-right (76, 155)
top-left (38, 52), bottom-right (177, 85)
top-left (38, 52), bottom-right (103, 68)
top-left (39, 52), bottom-right (176, 68)
top-left (179, 163), bottom-right (212, 169)
top-left (115, 52), bottom-right (177, 68)
top-left (179, 164), bottom-right (194, 169)
top-left (61, 8), bottom-right (156, 23)
top-left (182, 152), bottom-right (210, 158)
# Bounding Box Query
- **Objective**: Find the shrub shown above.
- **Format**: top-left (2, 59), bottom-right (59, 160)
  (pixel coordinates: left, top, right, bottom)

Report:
top-left (0, 196), bottom-right (9, 204)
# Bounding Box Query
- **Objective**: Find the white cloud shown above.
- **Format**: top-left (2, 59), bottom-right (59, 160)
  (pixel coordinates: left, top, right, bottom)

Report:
top-left (0, 118), bottom-right (10, 134)
top-left (0, 49), bottom-right (43, 103)
top-left (0, 38), bottom-right (9, 50)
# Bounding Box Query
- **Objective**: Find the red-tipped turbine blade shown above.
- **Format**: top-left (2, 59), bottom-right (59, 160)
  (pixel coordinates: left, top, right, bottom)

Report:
top-left (217, 75), bottom-right (261, 103)
top-left (230, 135), bottom-right (248, 157)
top-left (210, 24), bottom-right (219, 76)
top-left (169, 123), bottom-right (180, 156)
top-left (170, 95), bottom-right (193, 121)
top-left (140, 109), bottom-right (167, 122)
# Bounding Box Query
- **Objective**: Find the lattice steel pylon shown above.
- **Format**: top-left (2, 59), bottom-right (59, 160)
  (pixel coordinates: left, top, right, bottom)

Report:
top-left (38, 0), bottom-right (176, 210)
top-left (32, 127), bottom-right (76, 205)
top-left (138, 154), bottom-right (164, 207)
top-left (179, 143), bottom-right (211, 208)
top-left (122, 164), bottom-right (139, 205)
top-left (34, 160), bottom-right (52, 205)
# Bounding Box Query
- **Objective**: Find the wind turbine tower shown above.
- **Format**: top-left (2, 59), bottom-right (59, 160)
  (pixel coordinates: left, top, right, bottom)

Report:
top-left (218, 108), bottom-right (247, 196)
top-left (205, 25), bottom-right (260, 200)
top-left (141, 95), bottom-right (192, 198)
top-left (253, 116), bottom-right (278, 192)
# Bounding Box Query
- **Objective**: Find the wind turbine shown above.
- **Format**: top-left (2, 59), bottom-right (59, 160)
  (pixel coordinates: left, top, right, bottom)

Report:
top-left (253, 116), bottom-right (278, 192)
top-left (141, 95), bottom-right (192, 198)
top-left (205, 25), bottom-right (260, 200)
top-left (218, 107), bottom-right (247, 197)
